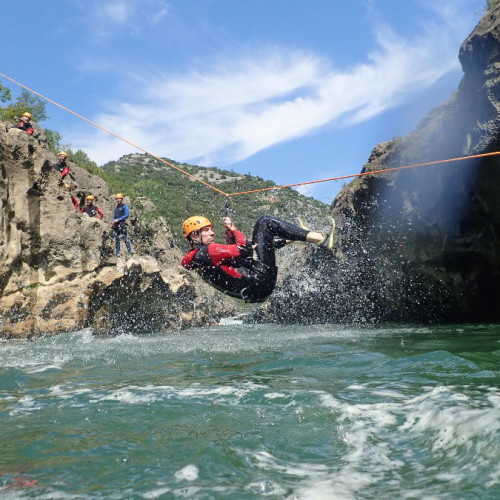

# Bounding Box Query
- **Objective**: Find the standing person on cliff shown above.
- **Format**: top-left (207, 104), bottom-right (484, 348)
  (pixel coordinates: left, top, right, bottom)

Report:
top-left (80, 195), bottom-right (104, 219)
top-left (53, 152), bottom-right (70, 179)
top-left (111, 193), bottom-right (133, 256)
top-left (181, 214), bottom-right (335, 302)
top-left (15, 112), bottom-right (34, 135)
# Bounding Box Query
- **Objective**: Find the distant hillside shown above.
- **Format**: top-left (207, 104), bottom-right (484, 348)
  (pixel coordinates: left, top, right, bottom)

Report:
top-left (101, 154), bottom-right (329, 243)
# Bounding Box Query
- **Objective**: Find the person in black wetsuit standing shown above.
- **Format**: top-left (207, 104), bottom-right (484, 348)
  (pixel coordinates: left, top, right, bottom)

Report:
top-left (181, 214), bottom-right (335, 302)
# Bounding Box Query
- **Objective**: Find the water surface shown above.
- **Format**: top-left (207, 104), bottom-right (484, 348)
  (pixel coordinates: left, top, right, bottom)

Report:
top-left (0, 324), bottom-right (499, 499)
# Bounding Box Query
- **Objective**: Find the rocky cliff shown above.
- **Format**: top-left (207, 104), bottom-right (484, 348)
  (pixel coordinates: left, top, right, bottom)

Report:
top-left (3, 6), bottom-right (499, 335)
top-left (254, 4), bottom-right (500, 324)
top-left (0, 124), bottom-right (236, 338)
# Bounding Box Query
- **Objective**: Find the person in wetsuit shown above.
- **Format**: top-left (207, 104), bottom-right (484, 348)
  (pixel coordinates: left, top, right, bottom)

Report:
top-left (111, 193), bottom-right (133, 255)
top-left (80, 195), bottom-right (104, 219)
top-left (53, 152), bottom-right (70, 178)
top-left (181, 214), bottom-right (335, 303)
top-left (16, 112), bottom-right (34, 135)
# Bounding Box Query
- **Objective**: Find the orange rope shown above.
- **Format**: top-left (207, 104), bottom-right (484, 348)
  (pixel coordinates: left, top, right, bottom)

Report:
top-left (227, 151), bottom-right (500, 197)
top-left (0, 72), bottom-right (228, 196)
top-left (3, 71), bottom-right (499, 200)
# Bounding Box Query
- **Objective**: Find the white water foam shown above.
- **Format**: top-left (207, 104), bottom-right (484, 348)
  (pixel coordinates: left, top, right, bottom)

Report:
top-left (174, 464), bottom-right (199, 481)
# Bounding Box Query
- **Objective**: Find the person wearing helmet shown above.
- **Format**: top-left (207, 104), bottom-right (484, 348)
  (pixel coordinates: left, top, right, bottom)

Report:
top-left (16, 112), bottom-right (34, 135)
top-left (53, 152), bottom-right (70, 178)
top-left (181, 214), bottom-right (335, 302)
top-left (80, 195), bottom-right (104, 219)
top-left (111, 193), bottom-right (133, 255)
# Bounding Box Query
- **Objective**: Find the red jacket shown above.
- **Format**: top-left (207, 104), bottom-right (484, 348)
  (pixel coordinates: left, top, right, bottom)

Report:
top-left (17, 121), bottom-right (34, 135)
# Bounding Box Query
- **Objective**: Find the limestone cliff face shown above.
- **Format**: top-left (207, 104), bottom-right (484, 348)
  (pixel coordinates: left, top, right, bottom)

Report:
top-left (254, 4), bottom-right (500, 324)
top-left (0, 124), bottom-right (235, 338)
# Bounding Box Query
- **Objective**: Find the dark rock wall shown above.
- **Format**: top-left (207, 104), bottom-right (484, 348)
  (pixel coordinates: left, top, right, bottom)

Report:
top-left (255, 4), bottom-right (500, 324)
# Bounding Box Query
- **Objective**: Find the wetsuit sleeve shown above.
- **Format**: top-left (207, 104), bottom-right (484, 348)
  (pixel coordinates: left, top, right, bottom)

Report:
top-left (181, 249), bottom-right (199, 269)
top-left (97, 207), bottom-right (104, 219)
top-left (60, 166), bottom-right (69, 177)
top-left (71, 196), bottom-right (79, 210)
top-left (224, 229), bottom-right (247, 245)
top-left (26, 127), bottom-right (34, 135)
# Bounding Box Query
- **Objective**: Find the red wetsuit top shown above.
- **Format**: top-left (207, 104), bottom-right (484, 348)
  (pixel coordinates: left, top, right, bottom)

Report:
top-left (17, 121), bottom-right (34, 135)
top-left (181, 228), bottom-right (272, 301)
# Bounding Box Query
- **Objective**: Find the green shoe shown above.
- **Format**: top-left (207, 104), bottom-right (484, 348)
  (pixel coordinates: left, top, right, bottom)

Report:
top-left (316, 216), bottom-right (336, 251)
top-left (297, 217), bottom-right (310, 231)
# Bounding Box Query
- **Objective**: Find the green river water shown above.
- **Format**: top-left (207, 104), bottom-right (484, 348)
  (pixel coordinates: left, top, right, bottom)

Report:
top-left (0, 323), bottom-right (499, 499)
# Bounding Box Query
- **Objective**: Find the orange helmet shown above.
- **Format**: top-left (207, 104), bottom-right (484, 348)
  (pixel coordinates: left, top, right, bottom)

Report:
top-left (115, 193), bottom-right (124, 199)
top-left (22, 112), bottom-right (32, 119)
top-left (59, 151), bottom-right (67, 157)
top-left (85, 195), bottom-right (95, 201)
top-left (182, 216), bottom-right (212, 238)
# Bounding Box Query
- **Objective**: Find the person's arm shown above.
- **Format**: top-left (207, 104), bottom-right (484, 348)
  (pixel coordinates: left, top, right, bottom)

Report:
top-left (96, 207), bottom-right (104, 220)
top-left (60, 165), bottom-right (69, 177)
top-left (117, 204), bottom-right (129, 222)
top-left (222, 216), bottom-right (247, 245)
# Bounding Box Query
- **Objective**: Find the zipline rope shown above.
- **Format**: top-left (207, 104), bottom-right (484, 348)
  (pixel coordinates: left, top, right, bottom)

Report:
top-left (226, 151), bottom-right (500, 197)
top-left (0, 72), bottom-right (228, 196)
top-left (2, 71), bottom-right (499, 200)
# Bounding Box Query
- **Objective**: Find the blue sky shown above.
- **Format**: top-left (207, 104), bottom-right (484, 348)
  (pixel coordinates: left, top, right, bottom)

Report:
top-left (1, 0), bottom-right (485, 203)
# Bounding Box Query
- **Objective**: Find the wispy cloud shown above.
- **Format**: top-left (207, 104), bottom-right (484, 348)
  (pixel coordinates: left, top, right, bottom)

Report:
top-left (69, 2), bottom-right (470, 167)
top-left (79, 0), bottom-right (170, 40)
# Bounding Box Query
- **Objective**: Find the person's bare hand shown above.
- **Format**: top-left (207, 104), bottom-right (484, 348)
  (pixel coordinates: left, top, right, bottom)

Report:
top-left (223, 217), bottom-right (236, 230)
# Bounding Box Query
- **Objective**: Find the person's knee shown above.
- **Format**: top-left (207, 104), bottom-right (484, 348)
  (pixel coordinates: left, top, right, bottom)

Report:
top-left (255, 215), bottom-right (274, 230)
top-left (255, 215), bottom-right (270, 225)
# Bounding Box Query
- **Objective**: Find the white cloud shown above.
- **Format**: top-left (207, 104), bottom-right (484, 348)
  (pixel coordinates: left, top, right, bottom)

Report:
top-left (81, 0), bottom-right (170, 40)
top-left (69, 3), bottom-right (471, 167)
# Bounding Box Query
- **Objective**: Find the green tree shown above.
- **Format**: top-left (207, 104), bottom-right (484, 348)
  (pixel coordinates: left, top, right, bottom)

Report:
top-left (0, 87), bottom-right (49, 122)
top-left (45, 129), bottom-right (65, 153)
top-left (12, 90), bottom-right (48, 121)
top-left (0, 83), bottom-right (12, 103)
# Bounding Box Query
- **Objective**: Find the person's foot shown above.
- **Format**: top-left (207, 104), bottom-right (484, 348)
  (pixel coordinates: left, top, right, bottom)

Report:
top-left (316, 216), bottom-right (336, 251)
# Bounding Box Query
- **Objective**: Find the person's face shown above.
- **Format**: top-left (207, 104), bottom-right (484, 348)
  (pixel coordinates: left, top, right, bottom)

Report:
top-left (192, 225), bottom-right (215, 245)
top-left (59, 154), bottom-right (66, 161)
top-left (22, 115), bottom-right (30, 122)
top-left (116, 198), bottom-right (123, 205)
top-left (86, 199), bottom-right (93, 205)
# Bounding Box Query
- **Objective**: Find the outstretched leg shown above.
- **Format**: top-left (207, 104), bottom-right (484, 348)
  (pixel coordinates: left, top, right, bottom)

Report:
top-left (252, 215), bottom-right (335, 267)
top-left (252, 216), bottom-right (309, 268)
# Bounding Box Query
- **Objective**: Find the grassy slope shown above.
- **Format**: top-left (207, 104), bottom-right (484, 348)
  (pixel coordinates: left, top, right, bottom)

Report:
top-left (101, 154), bottom-right (330, 243)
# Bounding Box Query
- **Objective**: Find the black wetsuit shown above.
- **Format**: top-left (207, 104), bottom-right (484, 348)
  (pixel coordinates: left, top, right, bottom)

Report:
top-left (53, 160), bottom-right (69, 177)
top-left (181, 216), bottom-right (308, 302)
